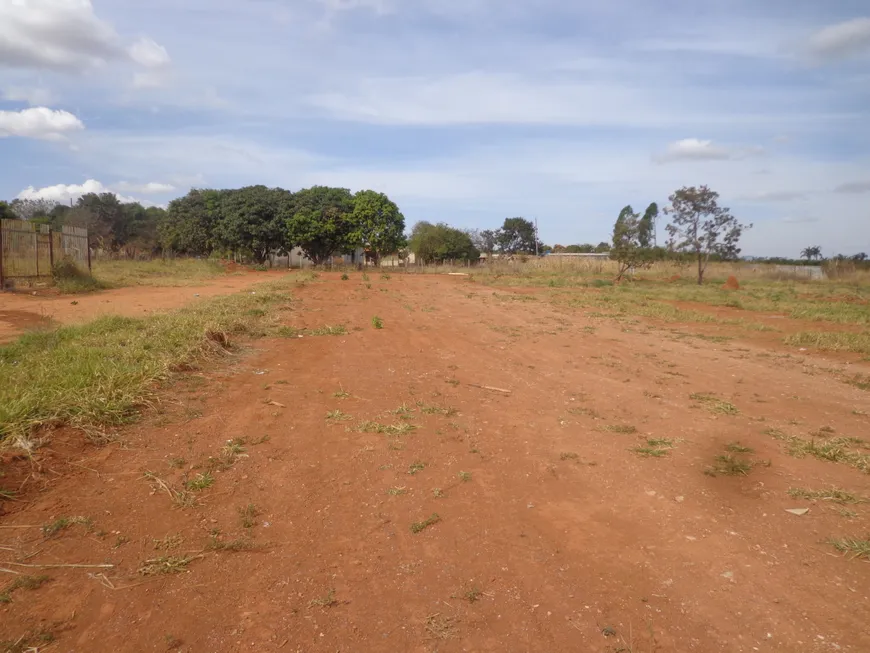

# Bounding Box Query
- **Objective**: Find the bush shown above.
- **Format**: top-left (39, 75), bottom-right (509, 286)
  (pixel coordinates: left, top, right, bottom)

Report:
top-left (52, 257), bottom-right (105, 294)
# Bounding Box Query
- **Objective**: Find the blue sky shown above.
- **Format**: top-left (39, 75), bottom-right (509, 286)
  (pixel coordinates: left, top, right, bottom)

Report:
top-left (1, 0), bottom-right (869, 257)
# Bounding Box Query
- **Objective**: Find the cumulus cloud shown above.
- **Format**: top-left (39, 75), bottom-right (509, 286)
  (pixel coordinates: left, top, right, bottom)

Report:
top-left (807, 17), bottom-right (870, 60)
top-left (833, 180), bottom-right (870, 194)
top-left (654, 138), bottom-right (763, 163)
top-left (0, 0), bottom-right (121, 70)
top-left (2, 86), bottom-right (56, 106)
top-left (16, 179), bottom-right (151, 205)
top-left (115, 181), bottom-right (176, 194)
top-left (129, 38), bottom-right (171, 68)
top-left (0, 107), bottom-right (84, 140)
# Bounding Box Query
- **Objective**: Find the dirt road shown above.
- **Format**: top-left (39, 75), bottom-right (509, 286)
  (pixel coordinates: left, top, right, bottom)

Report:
top-left (0, 271), bottom-right (287, 343)
top-left (2, 274), bottom-right (868, 652)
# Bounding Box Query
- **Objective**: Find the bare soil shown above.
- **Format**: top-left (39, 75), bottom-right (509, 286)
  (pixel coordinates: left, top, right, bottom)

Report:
top-left (0, 271), bottom-right (286, 343)
top-left (2, 274), bottom-right (869, 652)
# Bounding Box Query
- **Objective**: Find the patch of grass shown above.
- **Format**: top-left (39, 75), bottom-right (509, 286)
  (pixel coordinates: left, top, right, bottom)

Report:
top-left (168, 456), bottom-right (187, 469)
top-left (410, 513), bottom-right (441, 533)
top-left (341, 273), bottom-right (349, 281)
top-left (42, 516), bottom-right (90, 538)
top-left (306, 324), bottom-right (347, 336)
top-left (784, 331), bottom-right (870, 355)
top-left (458, 471), bottom-right (472, 482)
top-left (705, 454), bottom-right (754, 477)
top-left (425, 613), bottom-right (458, 640)
top-left (309, 588), bottom-right (338, 608)
top-left (416, 401), bottom-right (458, 417)
top-left (371, 315), bottom-right (384, 329)
top-left (138, 555), bottom-right (199, 576)
top-left (1, 574), bottom-right (51, 602)
top-left (788, 487), bottom-right (867, 504)
top-left (690, 392), bottom-right (739, 415)
top-left (0, 280), bottom-right (294, 449)
top-left (222, 438), bottom-right (246, 459)
top-left (432, 488), bottom-right (445, 498)
top-left (559, 452), bottom-right (579, 461)
top-left (326, 409), bottom-right (352, 422)
top-left (153, 534), bottom-right (184, 550)
top-left (239, 503), bottom-right (259, 528)
top-left (632, 437), bottom-right (675, 457)
top-left (604, 424), bottom-right (637, 434)
top-left (390, 403), bottom-right (416, 420)
top-left (92, 258), bottom-right (227, 288)
top-left (725, 442), bottom-right (754, 453)
top-left (408, 461), bottom-right (427, 475)
top-left (358, 420), bottom-right (416, 435)
top-left (827, 536), bottom-right (870, 559)
top-left (185, 472), bottom-right (215, 491)
top-left (783, 435), bottom-right (870, 473)
top-left (144, 471), bottom-right (196, 508)
top-left (463, 587), bottom-right (483, 603)
top-left (333, 387), bottom-right (351, 398)
top-left (207, 536), bottom-right (257, 552)
top-left (387, 486), bottom-right (407, 496)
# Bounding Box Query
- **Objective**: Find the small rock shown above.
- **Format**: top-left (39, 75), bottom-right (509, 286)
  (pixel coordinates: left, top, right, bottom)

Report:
top-left (675, 496), bottom-right (685, 503)
top-left (785, 508), bottom-right (809, 516)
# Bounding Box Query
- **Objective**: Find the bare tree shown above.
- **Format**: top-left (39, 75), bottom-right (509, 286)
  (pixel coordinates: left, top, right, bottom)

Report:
top-left (664, 186), bottom-right (751, 285)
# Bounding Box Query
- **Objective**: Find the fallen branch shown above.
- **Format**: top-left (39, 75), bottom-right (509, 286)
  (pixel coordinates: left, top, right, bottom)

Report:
top-left (466, 383), bottom-right (512, 395)
top-left (1, 561), bottom-right (114, 569)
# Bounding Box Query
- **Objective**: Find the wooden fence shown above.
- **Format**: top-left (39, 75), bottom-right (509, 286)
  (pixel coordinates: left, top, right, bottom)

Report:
top-left (0, 219), bottom-right (90, 288)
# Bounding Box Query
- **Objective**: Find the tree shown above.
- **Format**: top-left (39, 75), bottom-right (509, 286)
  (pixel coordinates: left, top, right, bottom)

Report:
top-left (800, 246), bottom-right (823, 262)
top-left (638, 202), bottom-right (658, 248)
top-left (0, 200), bottom-right (16, 220)
top-left (350, 190), bottom-right (406, 264)
top-left (9, 197), bottom-right (60, 221)
top-left (496, 217), bottom-right (538, 255)
top-left (853, 252), bottom-right (868, 262)
top-left (159, 189), bottom-right (223, 256)
top-left (408, 221), bottom-right (479, 264)
top-left (467, 228), bottom-right (497, 255)
top-left (214, 186), bottom-right (289, 263)
top-left (594, 241), bottom-right (611, 253)
top-left (610, 206), bottom-right (655, 281)
top-left (284, 186), bottom-right (356, 265)
top-left (664, 185), bottom-right (751, 285)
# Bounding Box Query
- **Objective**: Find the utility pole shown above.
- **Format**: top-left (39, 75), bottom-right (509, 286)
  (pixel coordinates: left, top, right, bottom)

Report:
top-left (534, 218), bottom-right (539, 257)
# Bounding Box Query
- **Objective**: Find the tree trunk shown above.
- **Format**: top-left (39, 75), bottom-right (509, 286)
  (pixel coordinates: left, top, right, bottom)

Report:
top-left (697, 252), bottom-right (704, 285)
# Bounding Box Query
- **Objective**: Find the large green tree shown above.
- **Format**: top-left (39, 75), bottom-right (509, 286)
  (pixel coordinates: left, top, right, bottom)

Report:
top-left (638, 202), bottom-right (658, 248)
top-left (283, 186), bottom-right (356, 265)
top-left (664, 185), bottom-right (751, 285)
top-left (496, 217), bottom-right (538, 255)
top-left (214, 186), bottom-right (290, 263)
top-left (159, 189), bottom-right (224, 255)
top-left (408, 221), bottom-right (479, 264)
top-left (350, 190), bottom-right (406, 264)
top-left (610, 205), bottom-right (656, 281)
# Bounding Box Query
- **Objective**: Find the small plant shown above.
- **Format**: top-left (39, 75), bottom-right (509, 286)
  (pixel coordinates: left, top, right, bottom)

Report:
top-left (633, 438), bottom-right (674, 457)
top-left (416, 402), bottom-right (458, 416)
top-left (306, 325), bottom-right (347, 336)
top-left (559, 452), bottom-right (579, 461)
top-left (0, 575), bottom-right (51, 603)
top-left (239, 503), bottom-right (259, 528)
top-left (358, 420), bottom-right (415, 435)
top-left (464, 587), bottom-right (483, 603)
top-left (408, 461), bottom-right (427, 475)
top-left (604, 424), bottom-right (637, 435)
top-left (138, 555), bottom-right (199, 576)
top-left (362, 272), bottom-right (369, 281)
top-left (725, 442), bottom-right (754, 454)
top-left (433, 488), bottom-right (445, 498)
top-left (208, 535), bottom-right (257, 552)
top-left (326, 409), bottom-right (352, 422)
top-left (387, 486), bottom-right (407, 496)
top-left (410, 513), bottom-right (441, 533)
top-left (690, 393), bottom-right (739, 415)
top-left (390, 403), bottom-right (416, 419)
top-left (153, 534), bottom-right (184, 550)
top-left (827, 536), bottom-right (870, 560)
top-left (168, 457), bottom-right (187, 469)
top-left (788, 487), bottom-right (866, 504)
top-left (706, 454), bottom-right (753, 477)
top-left (372, 315), bottom-right (384, 329)
top-left (185, 472), bottom-right (215, 491)
top-left (381, 273), bottom-right (391, 280)
top-left (333, 387), bottom-right (351, 398)
top-left (309, 588), bottom-right (338, 608)
top-left (223, 438), bottom-right (247, 459)
top-left (458, 471), bottom-right (472, 482)
top-left (41, 516), bottom-right (90, 538)
top-left (341, 273), bottom-right (349, 280)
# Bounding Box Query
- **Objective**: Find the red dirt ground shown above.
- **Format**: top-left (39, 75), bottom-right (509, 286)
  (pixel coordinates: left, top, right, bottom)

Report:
top-left (0, 271), bottom-right (286, 344)
top-left (2, 273), bottom-right (869, 652)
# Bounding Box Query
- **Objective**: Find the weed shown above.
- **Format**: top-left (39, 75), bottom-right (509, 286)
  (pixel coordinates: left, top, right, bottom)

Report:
top-left (706, 454), bottom-right (753, 477)
top-left (326, 409), bottom-right (352, 422)
top-left (458, 471), bottom-right (472, 482)
top-left (425, 613), bottom-right (458, 639)
top-left (787, 487), bottom-right (867, 504)
top-left (390, 403), bottom-right (416, 420)
top-left (138, 555), bottom-right (199, 576)
top-left (785, 331), bottom-right (870, 355)
top-left (306, 325), bottom-right (347, 336)
top-left (168, 457), bottom-right (187, 469)
top-left (1, 574), bottom-right (51, 602)
top-left (185, 472), bottom-right (215, 491)
top-left (559, 452), bottom-right (579, 461)
top-left (358, 420), bottom-right (416, 435)
top-left (42, 516), bottom-right (90, 538)
top-left (153, 534), bottom-right (184, 550)
top-left (416, 401), bottom-right (458, 416)
top-left (222, 438), bottom-right (247, 460)
top-left (309, 588), bottom-right (338, 608)
top-left (208, 536), bottom-right (257, 552)
top-left (633, 438), bottom-right (674, 457)
top-left (827, 536), bottom-right (870, 560)
top-left (783, 434), bottom-right (869, 472)
top-left (408, 461), bottom-right (427, 475)
top-left (388, 486), bottom-right (407, 496)
top-left (690, 393), bottom-right (739, 415)
top-left (410, 513), bottom-right (442, 533)
top-left (381, 273), bottom-right (391, 280)
top-left (433, 488), bottom-right (445, 498)
top-left (464, 587), bottom-right (483, 603)
top-left (372, 315), bottom-right (384, 329)
top-left (604, 424), bottom-right (637, 435)
top-left (725, 442), bottom-right (754, 453)
top-left (341, 273), bottom-right (349, 281)
top-left (333, 388), bottom-right (351, 398)
top-left (239, 503), bottom-right (259, 528)
top-left (144, 471), bottom-right (197, 508)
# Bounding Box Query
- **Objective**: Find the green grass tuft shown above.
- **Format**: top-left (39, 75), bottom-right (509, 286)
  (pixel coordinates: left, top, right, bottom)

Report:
top-left (410, 513), bottom-right (441, 533)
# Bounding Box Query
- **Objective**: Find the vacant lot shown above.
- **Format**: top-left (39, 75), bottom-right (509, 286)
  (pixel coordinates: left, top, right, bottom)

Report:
top-left (1, 270), bottom-right (869, 652)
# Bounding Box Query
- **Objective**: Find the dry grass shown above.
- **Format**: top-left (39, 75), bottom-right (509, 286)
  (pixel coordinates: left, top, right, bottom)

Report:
top-left (788, 487), bottom-right (867, 504)
top-left (92, 258), bottom-right (228, 287)
top-left (827, 536), bottom-right (870, 560)
top-left (784, 331), bottom-right (870, 355)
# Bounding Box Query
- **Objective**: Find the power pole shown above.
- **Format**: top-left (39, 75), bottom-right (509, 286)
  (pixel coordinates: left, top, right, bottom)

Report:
top-left (534, 218), bottom-right (539, 256)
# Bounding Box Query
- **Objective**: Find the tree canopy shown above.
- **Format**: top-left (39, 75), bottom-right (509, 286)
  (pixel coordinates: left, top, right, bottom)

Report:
top-left (350, 190), bottom-right (406, 263)
top-left (496, 217), bottom-right (538, 255)
top-left (408, 221), bottom-right (479, 264)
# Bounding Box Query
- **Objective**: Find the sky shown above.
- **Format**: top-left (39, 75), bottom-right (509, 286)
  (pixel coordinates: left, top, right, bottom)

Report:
top-left (1, 0), bottom-right (869, 257)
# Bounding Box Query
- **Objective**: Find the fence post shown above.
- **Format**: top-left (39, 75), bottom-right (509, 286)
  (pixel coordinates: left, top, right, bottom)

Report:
top-left (49, 228), bottom-right (54, 271)
top-left (87, 236), bottom-right (92, 272)
top-left (0, 220), bottom-right (4, 291)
